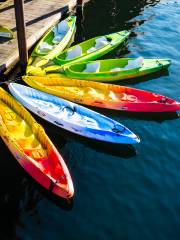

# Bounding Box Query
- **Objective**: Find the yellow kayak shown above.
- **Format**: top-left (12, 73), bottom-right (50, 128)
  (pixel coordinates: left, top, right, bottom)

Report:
top-left (0, 87), bottom-right (74, 199)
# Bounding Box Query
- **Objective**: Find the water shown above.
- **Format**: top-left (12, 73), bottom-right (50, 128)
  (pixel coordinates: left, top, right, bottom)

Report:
top-left (0, 0), bottom-right (180, 239)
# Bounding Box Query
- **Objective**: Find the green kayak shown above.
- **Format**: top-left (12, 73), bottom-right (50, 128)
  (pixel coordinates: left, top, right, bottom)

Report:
top-left (27, 16), bottom-right (76, 75)
top-left (28, 57), bottom-right (171, 82)
top-left (57, 58), bottom-right (171, 82)
top-left (54, 30), bottom-right (130, 66)
top-left (30, 16), bottom-right (76, 60)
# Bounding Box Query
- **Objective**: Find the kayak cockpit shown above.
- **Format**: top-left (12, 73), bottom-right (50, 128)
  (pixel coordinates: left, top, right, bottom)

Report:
top-left (56, 37), bottom-right (110, 61)
top-left (34, 16), bottom-right (76, 56)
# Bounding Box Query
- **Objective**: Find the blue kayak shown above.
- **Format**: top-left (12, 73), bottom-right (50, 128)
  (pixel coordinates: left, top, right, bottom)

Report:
top-left (9, 83), bottom-right (140, 144)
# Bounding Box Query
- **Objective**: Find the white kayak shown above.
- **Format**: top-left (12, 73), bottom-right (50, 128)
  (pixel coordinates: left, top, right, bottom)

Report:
top-left (9, 83), bottom-right (140, 144)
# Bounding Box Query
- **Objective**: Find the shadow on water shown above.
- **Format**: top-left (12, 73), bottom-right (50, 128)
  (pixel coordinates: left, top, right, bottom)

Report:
top-left (0, 37), bottom-right (12, 44)
top-left (0, 138), bottom-right (26, 239)
top-left (82, 0), bottom-right (161, 37)
top-left (35, 185), bottom-right (74, 211)
top-left (81, 139), bottom-right (137, 159)
top-left (91, 106), bottom-right (180, 122)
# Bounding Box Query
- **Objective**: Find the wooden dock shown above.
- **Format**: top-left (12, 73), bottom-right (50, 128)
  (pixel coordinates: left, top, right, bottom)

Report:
top-left (0, 0), bottom-right (77, 75)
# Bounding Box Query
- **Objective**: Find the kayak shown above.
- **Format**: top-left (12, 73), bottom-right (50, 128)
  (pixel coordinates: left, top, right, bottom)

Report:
top-left (27, 16), bottom-right (76, 74)
top-left (36, 57), bottom-right (171, 81)
top-left (9, 83), bottom-right (140, 145)
top-left (27, 57), bottom-right (171, 79)
top-left (0, 87), bottom-right (74, 199)
top-left (53, 30), bottom-right (130, 66)
top-left (23, 76), bottom-right (180, 112)
top-left (56, 58), bottom-right (171, 82)
top-left (31, 16), bottom-right (76, 59)
top-left (0, 25), bottom-right (13, 39)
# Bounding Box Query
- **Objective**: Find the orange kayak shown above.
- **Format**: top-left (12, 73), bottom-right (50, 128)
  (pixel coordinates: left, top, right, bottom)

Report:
top-left (0, 87), bottom-right (74, 199)
top-left (23, 76), bottom-right (180, 112)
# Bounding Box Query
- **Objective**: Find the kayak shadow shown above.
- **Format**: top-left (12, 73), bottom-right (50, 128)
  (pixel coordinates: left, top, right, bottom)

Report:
top-left (13, 173), bottom-right (74, 212)
top-left (0, 37), bottom-right (12, 43)
top-left (81, 139), bottom-right (137, 159)
top-left (119, 111), bottom-right (179, 122)
top-left (94, 107), bottom-right (180, 122)
top-left (54, 126), bottom-right (136, 159)
top-left (31, 182), bottom-right (74, 211)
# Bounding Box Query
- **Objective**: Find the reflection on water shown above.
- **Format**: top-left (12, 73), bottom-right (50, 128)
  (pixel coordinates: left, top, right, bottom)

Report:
top-left (0, 0), bottom-right (180, 239)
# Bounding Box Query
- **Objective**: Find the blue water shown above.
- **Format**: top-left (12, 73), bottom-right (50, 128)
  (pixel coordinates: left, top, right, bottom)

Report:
top-left (1, 0), bottom-right (180, 239)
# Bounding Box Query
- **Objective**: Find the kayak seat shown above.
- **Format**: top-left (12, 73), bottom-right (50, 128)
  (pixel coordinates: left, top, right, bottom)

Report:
top-left (57, 20), bottom-right (69, 34)
top-left (53, 34), bottom-right (64, 44)
top-left (95, 37), bottom-right (109, 48)
top-left (87, 37), bottom-right (109, 53)
top-left (65, 45), bottom-right (82, 60)
top-left (110, 57), bottom-right (144, 72)
top-left (86, 87), bottom-right (105, 100)
top-left (110, 67), bottom-right (122, 72)
top-left (38, 42), bottom-right (54, 53)
top-left (83, 62), bottom-right (100, 73)
top-left (124, 57), bottom-right (144, 70)
top-left (23, 147), bottom-right (47, 160)
top-left (52, 20), bottom-right (69, 44)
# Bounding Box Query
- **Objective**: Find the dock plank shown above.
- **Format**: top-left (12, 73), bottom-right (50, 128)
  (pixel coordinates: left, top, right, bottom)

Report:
top-left (0, 0), bottom-right (77, 74)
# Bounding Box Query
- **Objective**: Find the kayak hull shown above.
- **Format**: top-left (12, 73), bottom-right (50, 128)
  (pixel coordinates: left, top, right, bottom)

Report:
top-left (0, 87), bottom-right (74, 199)
top-left (9, 83), bottom-right (140, 144)
top-left (23, 76), bottom-right (180, 113)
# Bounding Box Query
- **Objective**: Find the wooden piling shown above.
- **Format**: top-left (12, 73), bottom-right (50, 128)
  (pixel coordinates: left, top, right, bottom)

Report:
top-left (76, 0), bottom-right (84, 15)
top-left (14, 0), bottom-right (28, 73)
